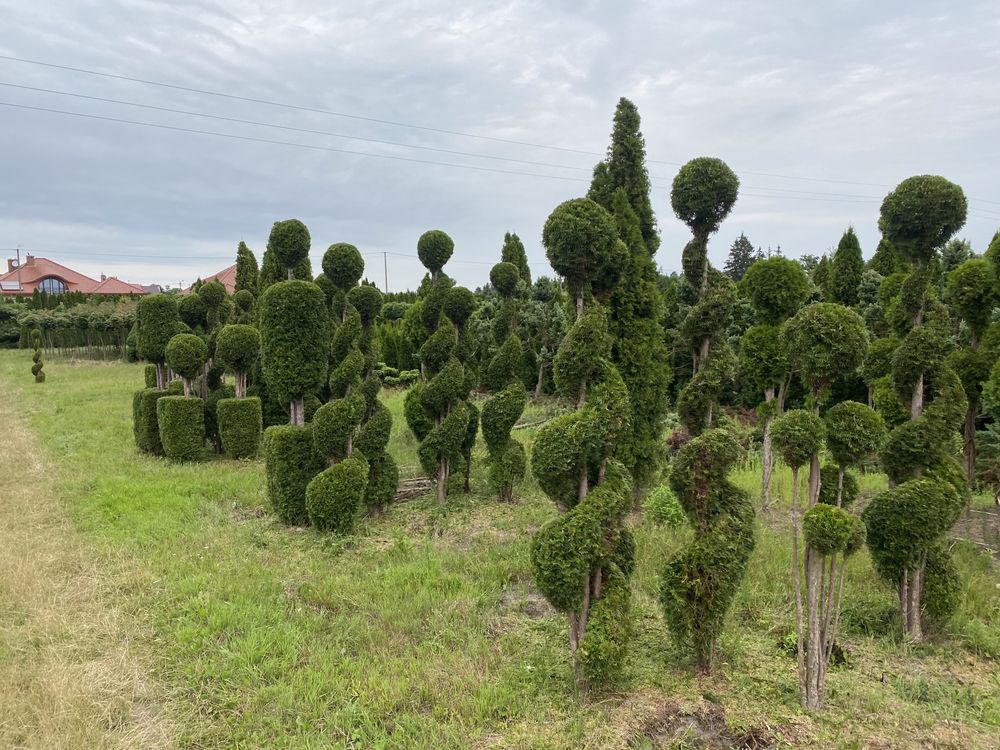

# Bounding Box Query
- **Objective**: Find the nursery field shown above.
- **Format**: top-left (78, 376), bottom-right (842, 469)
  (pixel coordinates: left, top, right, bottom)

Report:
top-left (1, 351), bottom-right (999, 750)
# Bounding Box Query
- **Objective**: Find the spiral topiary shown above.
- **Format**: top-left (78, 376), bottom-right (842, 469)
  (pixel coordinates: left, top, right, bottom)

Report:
top-left (865, 175), bottom-right (968, 643)
top-left (530, 198), bottom-right (634, 691)
top-left (30, 328), bottom-right (44, 383)
top-left (659, 428), bottom-right (755, 673)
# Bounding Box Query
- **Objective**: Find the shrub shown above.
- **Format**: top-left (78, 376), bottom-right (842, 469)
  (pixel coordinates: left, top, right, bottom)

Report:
top-left (216, 324), bottom-right (261, 397)
top-left (416, 230), bottom-right (454, 275)
top-left (144, 364), bottom-right (157, 388)
top-left (306, 454), bottom-right (369, 533)
top-left (30, 328), bottom-right (44, 382)
top-left (645, 485), bottom-right (685, 527)
top-left (133, 387), bottom-right (166, 454)
top-left (803, 503), bottom-right (857, 556)
top-left (136, 294), bottom-right (180, 385)
top-left (205, 384), bottom-right (235, 453)
top-left (217, 397), bottom-right (262, 459)
top-left (165, 333), bottom-right (208, 393)
top-left (264, 424), bottom-right (321, 525)
top-left (156, 395), bottom-right (206, 461)
top-left (268, 219), bottom-right (312, 273)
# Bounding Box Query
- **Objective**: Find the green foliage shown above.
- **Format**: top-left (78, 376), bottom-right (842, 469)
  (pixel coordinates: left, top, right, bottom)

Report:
top-left (879, 176), bottom-right (968, 265)
top-left (723, 233), bottom-right (761, 281)
top-left (500, 232), bottom-right (531, 286)
top-left (264, 424), bottom-right (321, 525)
top-left (817, 463), bottom-right (860, 508)
top-left (217, 396), bottom-right (262, 459)
top-left (803, 503), bottom-right (858, 555)
top-left (156, 396), bottom-right (206, 462)
top-left (743, 256), bottom-right (811, 323)
top-left (661, 429), bottom-right (755, 671)
top-left (136, 294), bottom-right (180, 364)
top-left (348, 285), bottom-right (383, 326)
top-left (782, 303), bottom-right (868, 397)
top-left (306, 454), bottom-right (369, 534)
top-left (178, 294), bottom-right (207, 329)
top-left (235, 241), bottom-right (259, 295)
top-left (739, 324), bottom-right (788, 393)
top-left (198, 279), bottom-right (227, 312)
top-left (258, 280), bottom-right (331, 406)
top-left (831, 227), bottom-right (865, 306)
top-left (133, 387), bottom-right (166, 454)
top-left (670, 157), bottom-right (739, 238)
top-left (489, 262), bottom-right (520, 298)
top-left (165, 333), bottom-right (208, 381)
top-left (868, 238), bottom-right (907, 277)
top-left (215, 324), bottom-right (260, 376)
top-left (481, 382), bottom-right (527, 500)
top-left (947, 258), bottom-right (995, 340)
top-left (312, 393), bottom-right (365, 463)
top-left (205, 384), bottom-right (234, 453)
top-left (542, 198), bottom-right (619, 297)
top-left (417, 230), bottom-right (454, 274)
top-left (861, 337), bottom-right (900, 386)
top-left (770, 409), bottom-right (825, 469)
top-left (824, 400), bottom-right (886, 467)
top-left (144, 364), bottom-right (157, 388)
top-left (322, 243), bottom-right (365, 291)
top-left (922, 542), bottom-right (961, 628)
top-left (553, 308), bottom-right (611, 401)
top-left (268, 219), bottom-right (311, 273)
top-left (644, 484), bottom-right (685, 527)
top-left (812, 256), bottom-right (832, 300)
top-left (443, 286), bottom-right (476, 330)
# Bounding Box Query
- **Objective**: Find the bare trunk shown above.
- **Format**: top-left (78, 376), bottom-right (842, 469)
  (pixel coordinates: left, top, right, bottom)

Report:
top-left (761, 388), bottom-right (775, 509)
top-left (577, 465), bottom-right (588, 505)
top-left (964, 405), bottom-right (977, 489)
top-left (155, 362), bottom-right (167, 389)
top-left (791, 468), bottom-right (806, 707)
top-left (808, 452), bottom-right (821, 507)
top-left (805, 549), bottom-right (822, 710)
top-left (911, 374), bottom-right (924, 420)
top-left (182, 378), bottom-right (191, 397)
top-left (534, 361), bottom-right (547, 400)
top-left (235, 371), bottom-right (247, 399)
top-left (286, 268), bottom-right (293, 280)
top-left (575, 292), bottom-right (583, 321)
top-left (290, 398), bottom-right (305, 426)
top-left (836, 468), bottom-right (844, 507)
top-left (907, 561), bottom-right (924, 642)
top-left (436, 459), bottom-right (448, 504)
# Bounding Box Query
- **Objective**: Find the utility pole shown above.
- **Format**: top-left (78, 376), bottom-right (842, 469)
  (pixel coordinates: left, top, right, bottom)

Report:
top-left (383, 251), bottom-right (388, 293)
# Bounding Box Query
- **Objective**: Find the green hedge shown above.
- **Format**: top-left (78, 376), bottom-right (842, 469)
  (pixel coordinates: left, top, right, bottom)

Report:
top-left (144, 364), bottom-right (157, 388)
top-left (217, 397), bottom-right (263, 459)
top-left (264, 424), bottom-right (321, 525)
top-left (133, 387), bottom-right (167, 454)
top-left (156, 396), bottom-right (206, 461)
top-left (305, 454), bottom-right (369, 534)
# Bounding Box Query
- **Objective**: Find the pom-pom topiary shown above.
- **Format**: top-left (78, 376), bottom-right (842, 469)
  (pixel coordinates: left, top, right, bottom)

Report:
top-left (542, 198), bottom-right (619, 314)
top-left (417, 230), bottom-right (454, 276)
top-left (490, 262), bottom-right (520, 297)
top-left (268, 219), bottom-right (312, 276)
top-left (215, 324), bottom-right (261, 398)
top-left (156, 395), bottom-right (205, 461)
top-left (136, 294), bottom-right (180, 388)
top-left (30, 328), bottom-right (45, 382)
top-left (165, 333), bottom-right (208, 395)
top-left (670, 157), bottom-right (740, 239)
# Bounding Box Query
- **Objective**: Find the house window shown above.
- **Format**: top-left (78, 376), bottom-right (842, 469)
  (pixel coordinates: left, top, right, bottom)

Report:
top-left (37, 277), bottom-right (68, 294)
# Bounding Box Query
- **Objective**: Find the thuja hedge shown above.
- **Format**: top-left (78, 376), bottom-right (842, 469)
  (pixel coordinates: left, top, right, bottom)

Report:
top-left (156, 396), bottom-right (206, 461)
top-left (133, 387), bottom-right (167, 454)
top-left (217, 397), bottom-right (262, 459)
top-left (264, 424), bottom-right (322, 525)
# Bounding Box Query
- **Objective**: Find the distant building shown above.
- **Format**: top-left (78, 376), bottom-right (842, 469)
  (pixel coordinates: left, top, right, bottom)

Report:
top-left (185, 264), bottom-right (237, 294)
top-left (0, 254), bottom-right (148, 297)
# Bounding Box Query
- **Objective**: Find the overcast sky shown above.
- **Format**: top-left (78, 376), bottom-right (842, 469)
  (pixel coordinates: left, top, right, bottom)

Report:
top-left (1, 0), bottom-right (998, 291)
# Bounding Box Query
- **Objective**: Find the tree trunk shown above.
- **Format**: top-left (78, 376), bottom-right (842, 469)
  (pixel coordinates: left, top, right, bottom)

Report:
top-left (290, 398), bottom-right (304, 426)
top-left (575, 292), bottom-right (584, 321)
top-left (534, 361), bottom-right (547, 400)
top-left (182, 378), bottom-right (191, 397)
top-left (286, 268), bottom-right (293, 280)
top-left (911, 374), bottom-right (924, 420)
top-left (761, 388), bottom-right (775, 510)
top-left (808, 452), bottom-right (821, 507)
top-left (964, 405), bottom-right (977, 489)
top-left (791, 467), bottom-right (806, 708)
top-left (836, 468), bottom-right (844, 507)
top-left (805, 549), bottom-right (822, 710)
top-left (436, 459), bottom-right (448, 504)
top-left (155, 362), bottom-right (167, 390)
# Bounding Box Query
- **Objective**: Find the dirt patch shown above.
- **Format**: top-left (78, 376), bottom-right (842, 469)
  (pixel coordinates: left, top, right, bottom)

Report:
top-left (630, 701), bottom-right (775, 749)
top-left (230, 502), bottom-right (267, 523)
top-left (500, 582), bottom-right (554, 619)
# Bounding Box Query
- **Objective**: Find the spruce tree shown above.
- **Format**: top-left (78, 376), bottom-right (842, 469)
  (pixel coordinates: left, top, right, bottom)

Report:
top-left (235, 241), bottom-right (259, 295)
top-left (830, 227), bottom-right (864, 306)
top-left (587, 99), bottom-right (671, 489)
top-left (723, 233), bottom-right (761, 281)
top-left (812, 255), bottom-right (832, 300)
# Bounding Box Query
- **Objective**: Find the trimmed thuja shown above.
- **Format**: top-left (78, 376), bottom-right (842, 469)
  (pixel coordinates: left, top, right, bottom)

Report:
top-left (30, 328), bottom-right (44, 382)
top-left (136, 294), bottom-right (180, 388)
top-left (405, 230), bottom-right (477, 503)
top-left (482, 260), bottom-right (527, 502)
top-left (215, 323), bottom-right (262, 459)
top-left (778, 302), bottom-right (869, 710)
top-left (260, 219), bottom-right (330, 524)
top-left (531, 197), bottom-right (634, 691)
top-left (156, 332), bottom-right (209, 461)
top-left (864, 175), bottom-right (969, 642)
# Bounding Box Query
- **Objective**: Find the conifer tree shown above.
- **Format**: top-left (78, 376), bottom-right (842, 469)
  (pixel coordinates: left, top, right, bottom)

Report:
top-left (723, 233), bottom-right (761, 281)
top-left (831, 227), bottom-right (864, 306)
top-left (30, 327), bottom-right (44, 382)
top-left (660, 157), bottom-right (754, 674)
top-left (235, 241), bottom-right (259, 295)
top-left (864, 175), bottom-right (969, 642)
top-left (812, 255), bottom-right (832, 300)
top-left (530, 197), bottom-right (633, 690)
top-left (500, 232), bottom-right (531, 288)
top-left (868, 238), bottom-right (907, 277)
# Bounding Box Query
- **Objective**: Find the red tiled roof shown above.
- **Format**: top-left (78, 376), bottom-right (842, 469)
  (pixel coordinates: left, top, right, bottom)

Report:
top-left (0, 256), bottom-right (148, 296)
top-left (91, 277), bottom-right (147, 295)
top-left (185, 264), bottom-right (237, 294)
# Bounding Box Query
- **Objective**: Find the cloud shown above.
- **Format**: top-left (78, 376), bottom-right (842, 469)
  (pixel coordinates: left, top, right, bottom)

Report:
top-left (0, 0), bottom-right (998, 290)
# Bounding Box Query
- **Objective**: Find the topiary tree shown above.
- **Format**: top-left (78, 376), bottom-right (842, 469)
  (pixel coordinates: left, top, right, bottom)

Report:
top-left (156, 395), bottom-right (205, 462)
top-left (235, 240), bottom-right (259, 295)
top-left (670, 157), bottom-right (739, 434)
top-left (233, 289), bottom-right (254, 324)
top-left (830, 227), bottom-right (864, 306)
top-left (30, 327), bottom-right (44, 382)
top-left (530, 198), bottom-right (634, 691)
top-left (741, 257), bottom-right (811, 506)
top-left (482, 259), bottom-right (527, 501)
top-left (500, 231), bottom-right (531, 288)
top-left (178, 294), bottom-right (207, 331)
top-left (165, 333), bottom-right (207, 396)
top-left (136, 294), bottom-right (180, 388)
top-left (268, 218), bottom-right (312, 281)
top-left (865, 175), bottom-right (969, 642)
top-left (660, 429), bottom-right (755, 674)
top-left (868, 237), bottom-right (907, 277)
top-left (824, 401), bottom-right (886, 506)
top-left (215, 324), bottom-right (262, 459)
top-left (198, 279), bottom-right (228, 333)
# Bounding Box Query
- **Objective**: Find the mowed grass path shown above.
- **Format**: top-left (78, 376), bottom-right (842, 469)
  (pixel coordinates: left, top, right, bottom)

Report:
top-left (0, 351), bottom-right (998, 749)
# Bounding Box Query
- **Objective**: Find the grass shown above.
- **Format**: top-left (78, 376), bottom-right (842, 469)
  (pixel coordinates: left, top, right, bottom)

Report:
top-left (0, 350), bottom-right (998, 748)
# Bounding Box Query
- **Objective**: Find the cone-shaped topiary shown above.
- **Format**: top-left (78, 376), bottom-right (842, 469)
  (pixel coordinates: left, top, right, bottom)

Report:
top-left (165, 333), bottom-right (208, 396)
top-left (235, 240), bottom-right (258, 295)
top-left (660, 429), bottom-right (755, 674)
top-left (156, 395), bottom-right (205, 461)
top-left (136, 294), bottom-right (180, 388)
top-left (30, 328), bottom-right (44, 382)
top-left (482, 257), bottom-right (527, 501)
top-left (830, 227), bottom-right (864, 306)
top-left (866, 175), bottom-right (968, 643)
top-left (531, 197), bottom-right (634, 691)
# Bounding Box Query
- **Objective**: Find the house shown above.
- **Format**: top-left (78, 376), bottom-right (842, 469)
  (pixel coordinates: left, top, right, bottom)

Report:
top-left (0, 254), bottom-right (148, 297)
top-left (185, 264), bottom-right (237, 294)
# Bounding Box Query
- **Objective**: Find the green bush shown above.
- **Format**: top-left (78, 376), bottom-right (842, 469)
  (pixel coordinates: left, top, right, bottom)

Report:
top-left (645, 485), bottom-right (685, 527)
top-left (264, 424), bottom-right (321, 525)
top-left (322, 243), bottom-right (364, 290)
top-left (133, 387), bottom-right (166, 454)
top-left (205, 384), bottom-right (235, 453)
top-left (268, 219), bottom-right (312, 272)
top-left (217, 397), bottom-right (262, 459)
top-left (215, 324), bottom-right (261, 375)
top-left (136, 294), bottom-right (180, 369)
top-left (670, 157), bottom-right (740, 238)
top-left (144, 364), bottom-right (157, 388)
top-left (416, 230), bottom-right (454, 275)
top-left (165, 333), bottom-right (208, 383)
top-left (770, 409), bottom-right (825, 470)
top-left (817, 463), bottom-right (860, 507)
top-left (490, 262), bottom-right (520, 297)
top-left (156, 395), bottom-right (206, 461)
top-left (306, 454), bottom-right (369, 534)
top-left (803, 503), bottom-right (857, 556)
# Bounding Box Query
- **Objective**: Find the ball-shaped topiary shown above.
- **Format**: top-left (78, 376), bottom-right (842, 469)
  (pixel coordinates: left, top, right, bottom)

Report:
top-left (879, 176), bottom-right (967, 265)
top-left (136, 294), bottom-right (180, 384)
top-left (234, 288), bottom-right (254, 312)
top-left (215, 323), bottom-right (260, 397)
top-left (742, 256), bottom-right (811, 324)
top-left (178, 294), bottom-right (207, 329)
top-left (442, 286), bottom-right (477, 331)
top-left (771, 409), bottom-right (825, 470)
top-left (347, 285), bottom-right (383, 326)
top-left (322, 243), bottom-right (365, 290)
top-left (417, 230), bottom-right (454, 275)
top-left (198, 279), bottom-right (227, 311)
top-left (156, 395), bottom-right (205, 461)
top-left (165, 333), bottom-right (208, 383)
top-left (306, 454), bottom-right (369, 534)
top-left (542, 198), bottom-right (619, 302)
top-left (782, 303), bottom-right (868, 399)
top-left (803, 503), bottom-right (858, 556)
top-left (216, 396), bottom-right (262, 459)
top-left (490, 262), bottom-right (520, 297)
top-left (947, 258), bottom-right (995, 342)
top-left (824, 400), bottom-right (886, 468)
top-left (268, 219), bottom-right (312, 274)
top-left (670, 157), bottom-right (740, 238)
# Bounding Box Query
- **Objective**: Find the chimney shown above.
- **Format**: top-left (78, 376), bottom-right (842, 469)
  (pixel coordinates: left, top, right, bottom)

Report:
top-left (24, 254), bottom-right (35, 266)
top-left (101, 273), bottom-right (107, 282)
top-left (6, 258), bottom-right (15, 273)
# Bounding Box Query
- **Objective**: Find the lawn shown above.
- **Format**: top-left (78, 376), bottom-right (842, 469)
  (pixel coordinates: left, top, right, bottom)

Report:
top-left (0, 351), bottom-right (998, 749)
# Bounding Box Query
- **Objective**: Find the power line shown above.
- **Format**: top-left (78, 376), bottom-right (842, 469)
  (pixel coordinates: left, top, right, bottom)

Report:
top-left (6, 52), bottom-right (998, 201)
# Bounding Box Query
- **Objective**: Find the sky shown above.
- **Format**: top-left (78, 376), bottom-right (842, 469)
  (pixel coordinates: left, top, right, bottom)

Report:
top-left (1, 0), bottom-right (998, 292)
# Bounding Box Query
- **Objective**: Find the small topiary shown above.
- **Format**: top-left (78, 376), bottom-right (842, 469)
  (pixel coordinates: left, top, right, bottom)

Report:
top-left (156, 396), bottom-right (205, 461)
top-left (264, 424), bottom-right (321, 525)
top-left (30, 328), bottom-right (45, 382)
top-left (205, 384), bottom-right (235, 453)
top-left (144, 364), bottom-right (158, 388)
top-left (165, 333), bottom-right (208, 395)
top-left (416, 230), bottom-right (454, 276)
top-left (133, 387), bottom-right (167, 454)
top-left (268, 219), bottom-right (312, 277)
top-left (824, 400), bottom-right (885, 506)
top-left (217, 397), bottom-right (262, 459)
top-left (803, 503), bottom-right (857, 556)
top-left (215, 324), bottom-right (260, 398)
top-left (136, 294), bottom-right (181, 388)
top-left (306, 454), bottom-right (369, 533)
